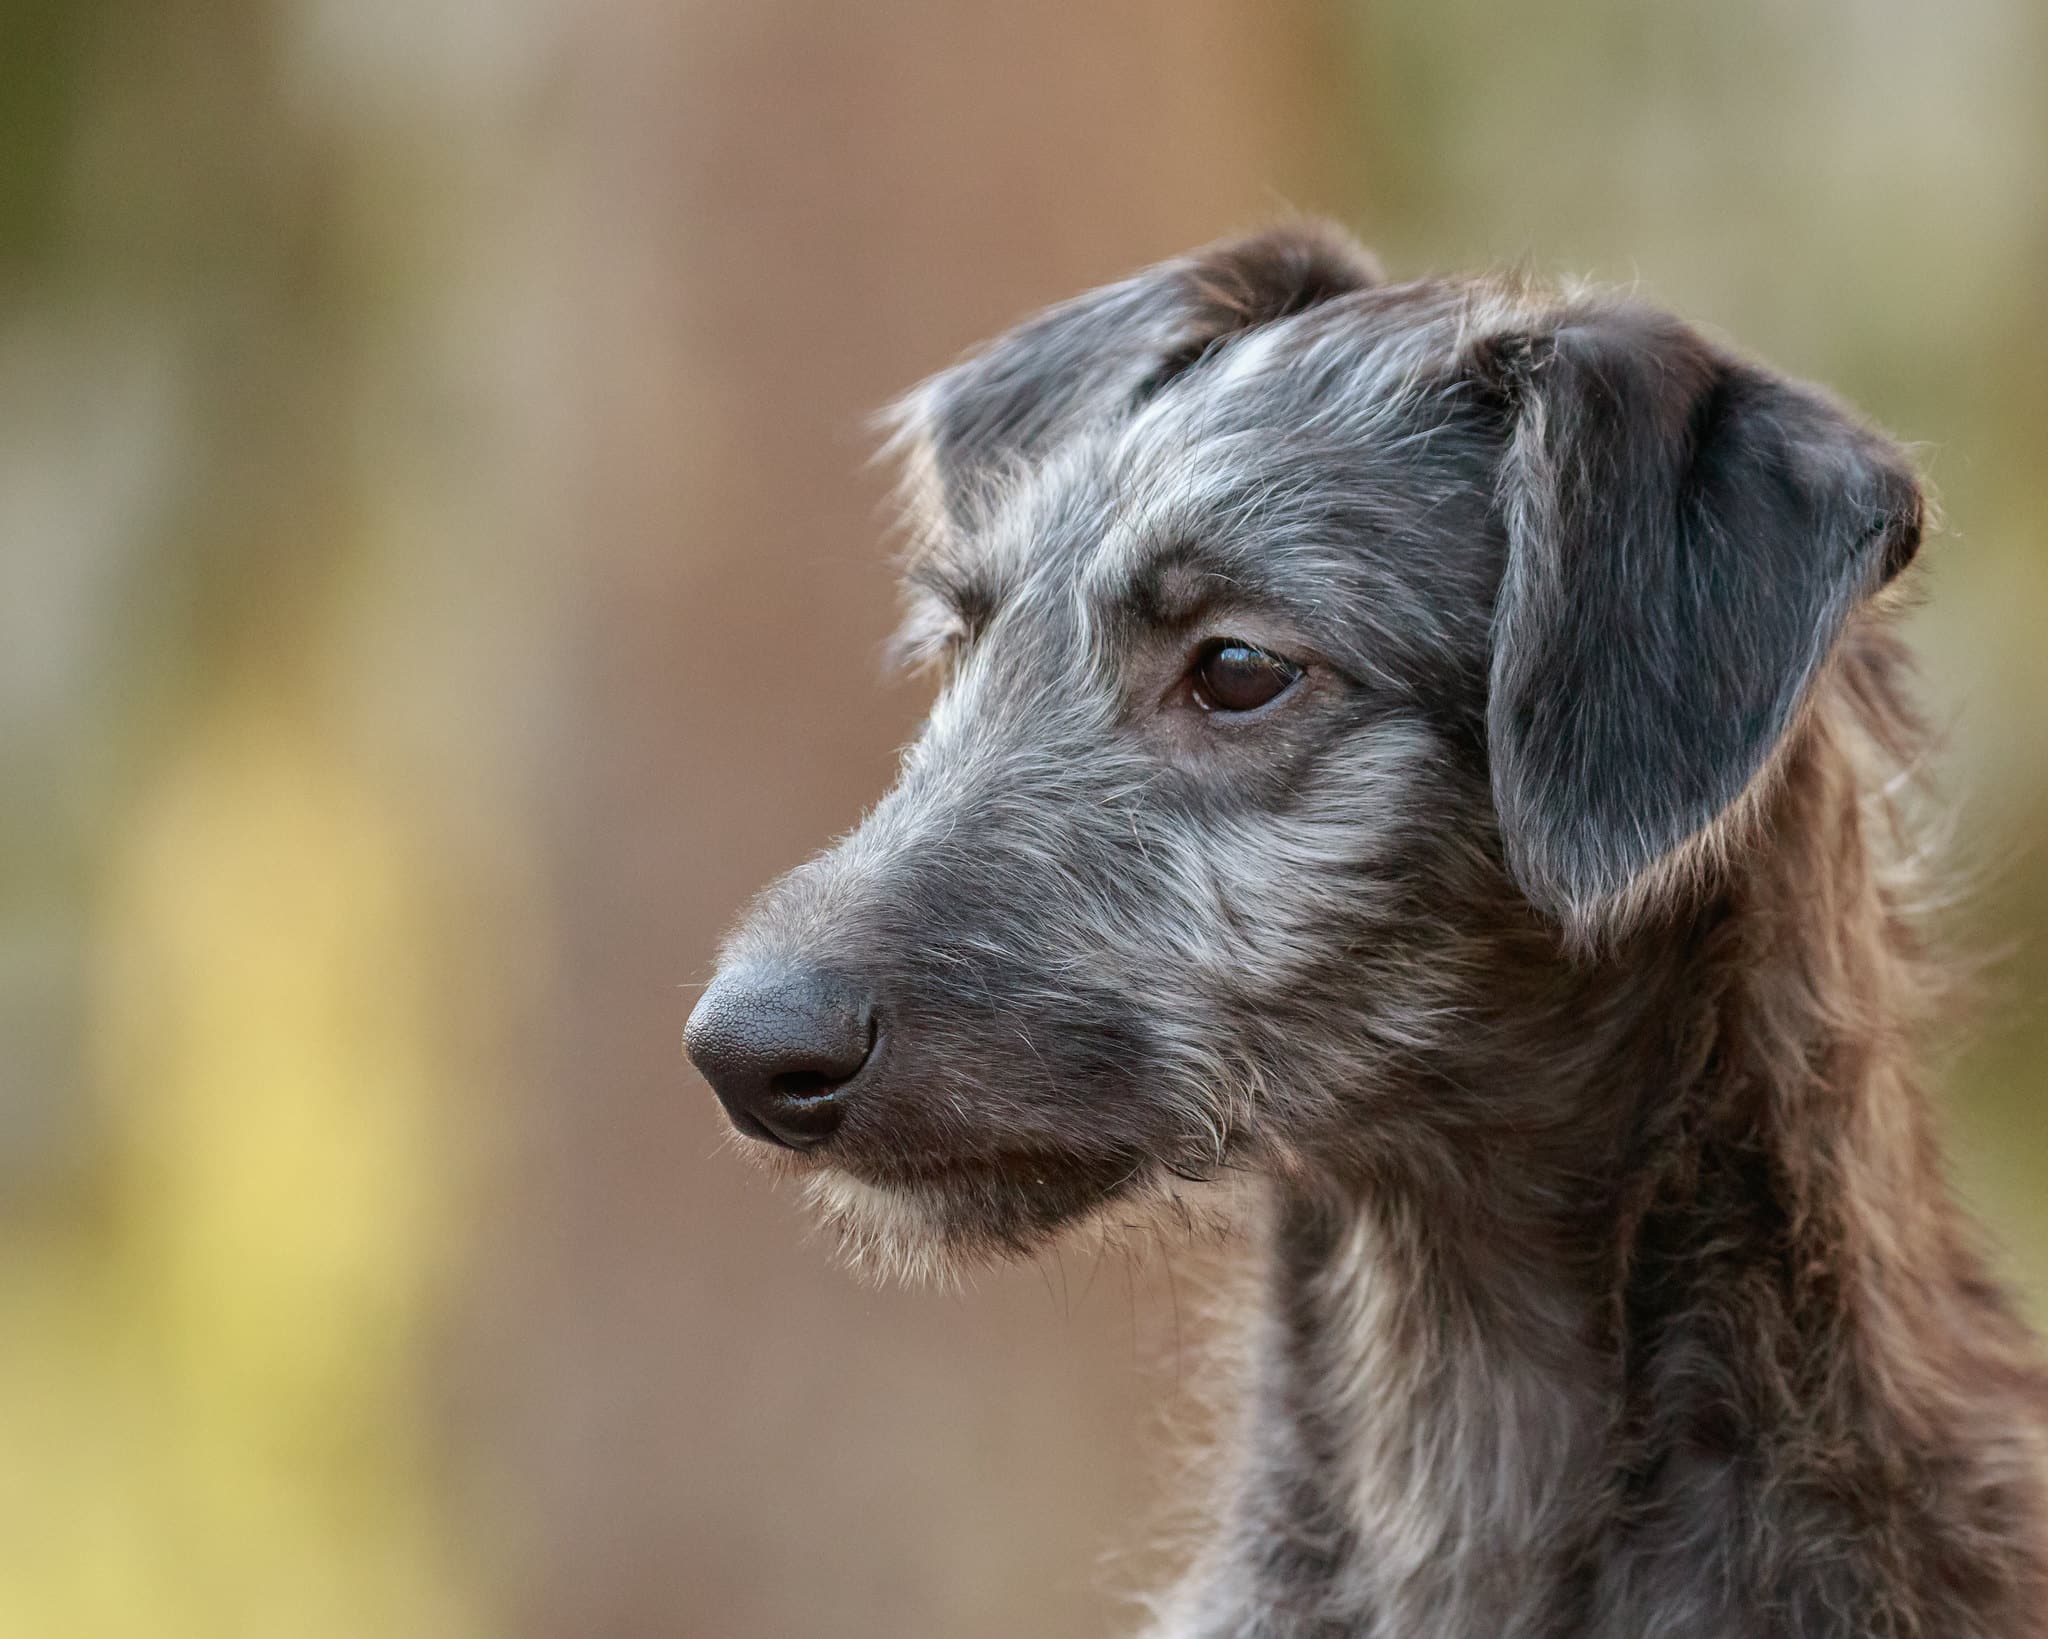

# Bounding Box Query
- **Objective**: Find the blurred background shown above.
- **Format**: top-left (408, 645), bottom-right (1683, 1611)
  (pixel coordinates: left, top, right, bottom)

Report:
top-left (3, 2), bottom-right (2044, 1634)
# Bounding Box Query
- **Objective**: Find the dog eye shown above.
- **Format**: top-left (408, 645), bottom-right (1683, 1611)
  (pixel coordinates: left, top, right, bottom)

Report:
top-left (1191, 640), bottom-right (1302, 714)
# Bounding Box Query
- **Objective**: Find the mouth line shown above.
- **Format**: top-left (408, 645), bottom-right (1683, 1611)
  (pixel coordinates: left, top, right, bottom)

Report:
top-left (849, 1148), bottom-right (1080, 1189)
top-left (834, 1144), bottom-right (1231, 1197)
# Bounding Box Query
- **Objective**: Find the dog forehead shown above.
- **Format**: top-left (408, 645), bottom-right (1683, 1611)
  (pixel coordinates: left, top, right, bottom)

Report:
top-left (902, 284), bottom-right (1485, 616)
top-left (1077, 332), bottom-right (1469, 601)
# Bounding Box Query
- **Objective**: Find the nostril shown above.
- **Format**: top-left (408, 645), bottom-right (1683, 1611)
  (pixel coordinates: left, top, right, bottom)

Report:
top-left (684, 966), bottom-right (877, 1152)
top-left (770, 1069), bottom-right (841, 1101)
top-left (757, 1081), bottom-right (847, 1147)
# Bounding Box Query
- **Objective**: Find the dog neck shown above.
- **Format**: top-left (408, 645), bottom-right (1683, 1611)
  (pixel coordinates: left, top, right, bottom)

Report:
top-left (1202, 1171), bottom-right (1613, 1638)
top-left (1165, 663), bottom-right (2048, 1639)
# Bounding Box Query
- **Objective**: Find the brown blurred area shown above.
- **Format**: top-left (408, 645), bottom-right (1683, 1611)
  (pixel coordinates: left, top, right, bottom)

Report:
top-left (504, 7), bottom-right (1339, 1636)
top-left (3, 3), bottom-right (2045, 1636)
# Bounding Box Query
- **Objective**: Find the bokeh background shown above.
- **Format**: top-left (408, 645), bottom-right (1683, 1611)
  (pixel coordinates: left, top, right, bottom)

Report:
top-left (3, 3), bottom-right (2045, 1635)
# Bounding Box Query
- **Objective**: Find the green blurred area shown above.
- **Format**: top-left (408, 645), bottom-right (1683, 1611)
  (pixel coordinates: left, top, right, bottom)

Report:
top-left (1, 3), bottom-right (2042, 1635)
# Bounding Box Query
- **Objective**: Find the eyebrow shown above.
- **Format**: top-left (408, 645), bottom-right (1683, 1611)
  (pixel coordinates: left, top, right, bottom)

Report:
top-left (1097, 538), bottom-right (1269, 634)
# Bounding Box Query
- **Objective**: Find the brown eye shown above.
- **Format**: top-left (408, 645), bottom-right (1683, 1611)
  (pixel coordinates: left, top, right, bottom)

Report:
top-left (1191, 639), bottom-right (1303, 714)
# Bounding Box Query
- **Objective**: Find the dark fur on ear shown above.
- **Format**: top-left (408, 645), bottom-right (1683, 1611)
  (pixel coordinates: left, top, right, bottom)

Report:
top-left (887, 222), bottom-right (1382, 527)
top-left (1480, 303), bottom-right (1924, 937)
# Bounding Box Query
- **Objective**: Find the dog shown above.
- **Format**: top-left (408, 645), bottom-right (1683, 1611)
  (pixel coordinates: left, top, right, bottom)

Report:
top-left (685, 222), bottom-right (2048, 1637)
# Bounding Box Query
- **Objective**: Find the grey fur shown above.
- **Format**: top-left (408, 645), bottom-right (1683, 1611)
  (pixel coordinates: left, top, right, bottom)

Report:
top-left (690, 224), bottom-right (2048, 1637)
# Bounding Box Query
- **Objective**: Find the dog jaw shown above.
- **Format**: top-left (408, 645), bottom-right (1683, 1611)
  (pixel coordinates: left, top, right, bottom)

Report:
top-left (802, 1159), bottom-right (1254, 1290)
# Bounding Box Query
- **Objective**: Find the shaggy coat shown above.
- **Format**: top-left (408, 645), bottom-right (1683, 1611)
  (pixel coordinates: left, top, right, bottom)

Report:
top-left (686, 223), bottom-right (2048, 1638)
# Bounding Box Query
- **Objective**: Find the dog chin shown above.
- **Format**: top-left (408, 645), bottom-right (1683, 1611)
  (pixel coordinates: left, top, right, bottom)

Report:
top-left (801, 1159), bottom-right (1244, 1289)
top-left (802, 1172), bottom-right (968, 1287)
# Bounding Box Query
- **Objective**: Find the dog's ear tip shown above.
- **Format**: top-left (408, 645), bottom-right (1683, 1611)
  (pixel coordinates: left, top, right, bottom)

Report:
top-left (1200, 214), bottom-right (1380, 261)
top-left (1183, 219), bottom-right (1385, 320)
top-left (884, 223), bottom-right (1387, 514)
top-left (1493, 756), bottom-right (1629, 919)
top-left (1494, 827), bottom-right (1620, 958)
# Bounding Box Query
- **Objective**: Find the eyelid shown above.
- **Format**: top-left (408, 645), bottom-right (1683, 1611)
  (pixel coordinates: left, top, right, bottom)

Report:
top-left (1199, 631), bottom-right (1369, 697)
top-left (1189, 631), bottom-right (1305, 673)
top-left (1191, 639), bottom-right (1305, 713)
top-left (1201, 636), bottom-right (1296, 662)
top-left (1173, 630), bottom-right (1385, 710)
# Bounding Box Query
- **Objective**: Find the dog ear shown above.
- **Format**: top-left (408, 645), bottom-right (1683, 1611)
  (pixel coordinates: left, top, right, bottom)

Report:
top-left (885, 221), bottom-right (1381, 528)
top-left (1479, 302), bottom-right (1923, 937)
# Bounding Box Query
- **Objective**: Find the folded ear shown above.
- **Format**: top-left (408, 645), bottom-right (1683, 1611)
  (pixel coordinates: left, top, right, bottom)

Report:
top-left (885, 221), bottom-right (1381, 528)
top-left (1481, 302), bottom-right (1924, 936)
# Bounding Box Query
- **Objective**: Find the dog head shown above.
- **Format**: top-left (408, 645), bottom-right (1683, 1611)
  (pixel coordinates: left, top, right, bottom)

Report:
top-left (685, 223), bottom-right (1922, 1281)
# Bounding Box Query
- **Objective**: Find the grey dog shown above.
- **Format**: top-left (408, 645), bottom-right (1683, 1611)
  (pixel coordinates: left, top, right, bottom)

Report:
top-left (686, 223), bottom-right (2048, 1638)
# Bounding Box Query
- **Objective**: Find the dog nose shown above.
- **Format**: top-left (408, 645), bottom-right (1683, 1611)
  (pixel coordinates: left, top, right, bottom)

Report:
top-left (684, 967), bottom-right (874, 1150)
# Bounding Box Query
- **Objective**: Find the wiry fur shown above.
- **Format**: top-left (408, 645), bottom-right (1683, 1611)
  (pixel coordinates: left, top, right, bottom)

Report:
top-left (696, 224), bottom-right (2048, 1637)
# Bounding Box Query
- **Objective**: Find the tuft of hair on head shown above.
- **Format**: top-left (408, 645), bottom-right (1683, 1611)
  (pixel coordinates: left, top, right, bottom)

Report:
top-left (873, 219), bottom-right (1384, 546)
